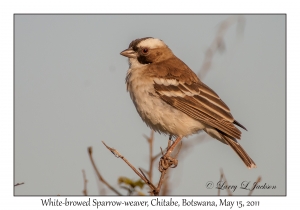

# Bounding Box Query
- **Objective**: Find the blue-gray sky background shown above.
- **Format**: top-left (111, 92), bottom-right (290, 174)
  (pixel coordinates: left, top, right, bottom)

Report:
top-left (14, 15), bottom-right (285, 195)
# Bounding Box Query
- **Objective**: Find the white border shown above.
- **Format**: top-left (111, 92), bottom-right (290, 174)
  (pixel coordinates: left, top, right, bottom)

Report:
top-left (1, 0), bottom-right (296, 209)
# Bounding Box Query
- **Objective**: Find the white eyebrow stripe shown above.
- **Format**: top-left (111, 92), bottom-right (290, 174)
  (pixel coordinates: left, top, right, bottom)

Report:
top-left (137, 38), bottom-right (166, 49)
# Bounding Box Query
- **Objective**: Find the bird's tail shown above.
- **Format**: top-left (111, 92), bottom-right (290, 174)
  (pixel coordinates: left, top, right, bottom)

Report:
top-left (222, 135), bottom-right (256, 169)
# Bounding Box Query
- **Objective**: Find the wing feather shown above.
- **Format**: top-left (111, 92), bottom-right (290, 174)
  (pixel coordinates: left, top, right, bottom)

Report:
top-left (154, 81), bottom-right (242, 139)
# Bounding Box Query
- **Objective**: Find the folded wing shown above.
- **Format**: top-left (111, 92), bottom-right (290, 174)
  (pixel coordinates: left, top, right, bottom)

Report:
top-left (154, 79), bottom-right (243, 139)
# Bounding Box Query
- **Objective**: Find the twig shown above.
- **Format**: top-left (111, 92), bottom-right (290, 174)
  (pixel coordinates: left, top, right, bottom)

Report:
top-left (198, 15), bottom-right (245, 79)
top-left (139, 168), bottom-right (150, 183)
top-left (219, 169), bottom-right (262, 196)
top-left (14, 182), bottom-right (25, 187)
top-left (155, 137), bottom-right (184, 195)
top-left (160, 135), bottom-right (208, 193)
top-left (138, 168), bottom-right (155, 195)
top-left (144, 131), bottom-right (177, 195)
top-left (160, 170), bottom-right (170, 195)
top-left (160, 170), bottom-right (170, 196)
top-left (219, 169), bottom-right (233, 196)
top-left (82, 170), bottom-right (88, 196)
top-left (101, 141), bottom-right (157, 193)
top-left (155, 170), bottom-right (168, 195)
top-left (88, 147), bottom-right (122, 196)
top-left (153, 148), bottom-right (167, 161)
top-left (248, 176), bottom-right (262, 196)
top-left (144, 130), bottom-right (155, 183)
top-left (218, 170), bottom-right (223, 196)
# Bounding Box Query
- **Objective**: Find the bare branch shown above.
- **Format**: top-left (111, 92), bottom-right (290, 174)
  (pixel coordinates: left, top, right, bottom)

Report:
top-left (219, 169), bottom-right (233, 196)
top-left (160, 170), bottom-right (171, 196)
top-left (219, 169), bottom-right (262, 196)
top-left (248, 176), bottom-right (262, 196)
top-left (82, 170), bottom-right (88, 196)
top-left (139, 168), bottom-right (150, 182)
top-left (14, 182), bottom-right (25, 187)
top-left (101, 141), bottom-right (157, 192)
top-left (198, 15), bottom-right (245, 79)
top-left (218, 170), bottom-right (223, 196)
top-left (153, 151), bottom-right (163, 162)
top-left (88, 147), bottom-right (122, 196)
top-left (155, 169), bottom-right (168, 195)
top-left (155, 137), bottom-right (184, 195)
top-left (143, 130), bottom-right (155, 183)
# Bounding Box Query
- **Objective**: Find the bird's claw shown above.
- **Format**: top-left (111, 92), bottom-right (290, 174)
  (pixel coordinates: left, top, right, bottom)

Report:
top-left (159, 155), bottom-right (178, 172)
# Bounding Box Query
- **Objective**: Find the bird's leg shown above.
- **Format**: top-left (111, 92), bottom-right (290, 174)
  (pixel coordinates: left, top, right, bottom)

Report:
top-left (159, 136), bottom-right (183, 171)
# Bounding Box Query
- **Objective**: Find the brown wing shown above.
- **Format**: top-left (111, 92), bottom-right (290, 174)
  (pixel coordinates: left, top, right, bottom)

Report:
top-left (144, 56), bottom-right (201, 84)
top-left (154, 80), bottom-right (242, 139)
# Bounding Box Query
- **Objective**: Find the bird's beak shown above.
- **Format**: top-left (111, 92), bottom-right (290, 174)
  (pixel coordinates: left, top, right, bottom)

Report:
top-left (120, 48), bottom-right (136, 58)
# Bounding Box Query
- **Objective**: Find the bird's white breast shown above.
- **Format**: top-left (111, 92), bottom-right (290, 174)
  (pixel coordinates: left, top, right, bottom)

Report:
top-left (126, 67), bottom-right (205, 137)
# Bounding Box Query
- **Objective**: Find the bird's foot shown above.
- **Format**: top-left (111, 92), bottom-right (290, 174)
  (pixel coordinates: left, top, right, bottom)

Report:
top-left (159, 154), bottom-right (178, 172)
top-left (158, 137), bottom-right (182, 172)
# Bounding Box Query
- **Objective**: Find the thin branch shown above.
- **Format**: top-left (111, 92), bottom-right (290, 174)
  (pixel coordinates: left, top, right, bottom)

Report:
top-left (219, 169), bottom-right (262, 196)
top-left (138, 167), bottom-right (155, 196)
top-left (88, 147), bottom-right (122, 196)
top-left (219, 169), bottom-right (233, 196)
top-left (144, 131), bottom-right (173, 196)
top-left (144, 130), bottom-right (155, 183)
top-left (14, 182), bottom-right (25, 187)
top-left (218, 170), bottom-right (223, 196)
top-left (198, 15), bottom-right (245, 79)
top-left (155, 169), bottom-right (168, 195)
top-left (153, 147), bottom-right (167, 161)
top-left (155, 137), bottom-right (184, 195)
top-left (82, 170), bottom-right (88, 196)
top-left (101, 141), bottom-right (157, 193)
top-left (139, 168), bottom-right (150, 183)
top-left (248, 176), bottom-right (262, 196)
top-left (160, 170), bottom-right (171, 196)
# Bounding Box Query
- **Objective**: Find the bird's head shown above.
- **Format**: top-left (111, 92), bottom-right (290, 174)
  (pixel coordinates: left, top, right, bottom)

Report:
top-left (120, 37), bottom-right (174, 67)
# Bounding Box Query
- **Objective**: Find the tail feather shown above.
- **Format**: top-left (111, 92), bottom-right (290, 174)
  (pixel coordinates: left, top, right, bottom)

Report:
top-left (223, 135), bottom-right (256, 169)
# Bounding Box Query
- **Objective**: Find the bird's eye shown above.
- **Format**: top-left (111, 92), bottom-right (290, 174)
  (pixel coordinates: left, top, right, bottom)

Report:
top-left (142, 48), bottom-right (149, 54)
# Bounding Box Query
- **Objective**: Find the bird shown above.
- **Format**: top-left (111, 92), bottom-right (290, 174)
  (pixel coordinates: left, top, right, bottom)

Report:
top-left (120, 37), bottom-right (256, 169)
